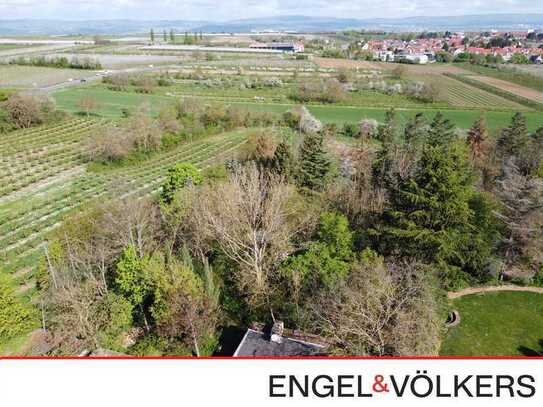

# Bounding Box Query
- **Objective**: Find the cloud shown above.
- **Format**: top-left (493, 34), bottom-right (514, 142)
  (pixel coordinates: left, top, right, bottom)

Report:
top-left (1, 0), bottom-right (542, 20)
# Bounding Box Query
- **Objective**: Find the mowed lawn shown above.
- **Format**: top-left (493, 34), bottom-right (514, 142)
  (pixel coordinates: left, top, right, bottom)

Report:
top-left (440, 292), bottom-right (543, 356)
top-left (53, 86), bottom-right (543, 132)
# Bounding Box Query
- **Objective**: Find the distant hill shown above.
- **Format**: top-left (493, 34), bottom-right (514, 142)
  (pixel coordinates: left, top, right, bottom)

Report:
top-left (1, 14), bottom-right (543, 36)
top-left (0, 19), bottom-right (207, 36)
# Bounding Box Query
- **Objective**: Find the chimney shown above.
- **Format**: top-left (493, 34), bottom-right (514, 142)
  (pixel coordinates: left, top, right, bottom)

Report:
top-left (270, 321), bottom-right (284, 344)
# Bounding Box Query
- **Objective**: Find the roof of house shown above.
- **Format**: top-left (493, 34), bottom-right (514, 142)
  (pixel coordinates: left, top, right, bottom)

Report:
top-left (233, 327), bottom-right (327, 357)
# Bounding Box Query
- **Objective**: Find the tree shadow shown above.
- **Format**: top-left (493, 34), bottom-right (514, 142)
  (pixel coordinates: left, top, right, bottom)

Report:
top-left (213, 326), bottom-right (246, 357)
top-left (518, 339), bottom-right (543, 357)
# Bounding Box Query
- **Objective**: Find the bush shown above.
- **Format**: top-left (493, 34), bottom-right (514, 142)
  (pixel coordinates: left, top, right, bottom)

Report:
top-left (292, 78), bottom-right (346, 104)
top-left (161, 163), bottom-right (203, 204)
top-left (0, 275), bottom-right (35, 342)
top-left (340, 123), bottom-right (360, 138)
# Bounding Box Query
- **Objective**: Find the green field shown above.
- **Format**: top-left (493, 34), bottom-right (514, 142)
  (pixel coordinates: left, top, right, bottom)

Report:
top-left (0, 65), bottom-right (95, 88)
top-left (0, 121), bottom-right (249, 297)
top-left (53, 86), bottom-right (543, 132)
top-left (440, 292), bottom-right (543, 356)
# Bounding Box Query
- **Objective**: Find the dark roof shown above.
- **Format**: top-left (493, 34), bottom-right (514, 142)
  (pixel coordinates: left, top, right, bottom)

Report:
top-left (233, 329), bottom-right (326, 357)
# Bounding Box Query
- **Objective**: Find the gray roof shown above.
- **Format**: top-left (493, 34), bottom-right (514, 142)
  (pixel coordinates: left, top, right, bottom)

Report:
top-left (233, 329), bottom-right (325, 357)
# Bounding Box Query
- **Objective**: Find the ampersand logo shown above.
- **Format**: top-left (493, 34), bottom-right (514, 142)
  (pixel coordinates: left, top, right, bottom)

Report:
top-left (373, 374), bottom-right (390, 393)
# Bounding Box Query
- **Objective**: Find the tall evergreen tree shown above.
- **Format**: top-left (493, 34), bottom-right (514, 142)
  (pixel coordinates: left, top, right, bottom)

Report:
top-left (497, 112), bottom-right (530, 157)
top-left (150, 29), bottom-right (155, 43)
top-left (272, 141), bottom-right (295, 181)
top-left (169, 29), bottom-right (175, 42)
top-left (163, 30), bottom-right (168, 42)
top-left (376, 108), bottom-right (397, 144)
top-left (404, 112), bottom-right (428, 144)
top-left (297, 131), bottom-right (332, 191)
top-left (427, 112), bottom-right (456, 146)
top-left (375, 143), bottom-right (492, 287)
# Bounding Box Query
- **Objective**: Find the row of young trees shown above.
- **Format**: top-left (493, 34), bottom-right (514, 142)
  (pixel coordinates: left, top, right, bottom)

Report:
top-left (34, 98), bottom-right (543, 356)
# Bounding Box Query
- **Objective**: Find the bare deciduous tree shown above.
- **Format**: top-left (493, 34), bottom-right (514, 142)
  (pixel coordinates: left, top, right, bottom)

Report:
top-left (309, 259), bottom-right (441, 356)
top-left (495, 158), bottom-right (543, 271)
top-left (77, 96), bottom-right (99, 117)
top-left (189, 164), bottom-right (299, 311)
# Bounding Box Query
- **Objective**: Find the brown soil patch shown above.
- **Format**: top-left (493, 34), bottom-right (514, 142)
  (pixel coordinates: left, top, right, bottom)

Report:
top-left (470, 75), bottom-right (543, 104)
top-left (313, 57), bottom-right (382, 70)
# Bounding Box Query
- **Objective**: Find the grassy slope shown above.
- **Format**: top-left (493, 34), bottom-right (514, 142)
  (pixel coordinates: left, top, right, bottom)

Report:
top-left (53, 86), bottom-right (543, 132)
top-left (440, 292), bottom-right (543, 356)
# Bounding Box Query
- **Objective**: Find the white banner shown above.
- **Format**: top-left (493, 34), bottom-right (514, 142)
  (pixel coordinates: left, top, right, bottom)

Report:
top-left (0, 358), bottom-right (542, 406)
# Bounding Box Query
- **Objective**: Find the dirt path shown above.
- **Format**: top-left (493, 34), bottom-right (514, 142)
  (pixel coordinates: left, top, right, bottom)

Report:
top-left (448, 285), bottom-right (543, 299)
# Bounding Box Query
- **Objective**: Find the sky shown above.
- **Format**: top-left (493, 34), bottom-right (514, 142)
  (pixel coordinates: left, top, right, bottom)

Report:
top-left (1, 0), bottom-right (543, 21)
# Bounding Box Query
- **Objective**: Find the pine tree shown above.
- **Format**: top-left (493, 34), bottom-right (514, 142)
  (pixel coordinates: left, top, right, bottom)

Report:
top-left (497, 112), bottom-right (530, 157)
top-left (272, 141), bottom-right (295, 181)
top-left (427, 112), bottom-right (456, 146)
top-left (377, 143), bottom-right (484, 276)
top-left (467, 114), bottom-right (488, 160)
top-left (150, 29), bottom-right (155, 43)
top-left (376, 108), bottom-right (397, 144)
top-left (297, 131), bottom-right (331, 191)
top-left (404, 112), bottom-right (427, 144)
top-left (169, 29), bottom-right (175, 43)
top-left (163, 30), bottom-right (168, 42)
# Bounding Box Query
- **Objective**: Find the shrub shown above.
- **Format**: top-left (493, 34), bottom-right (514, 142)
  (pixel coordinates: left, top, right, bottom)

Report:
top-left (161, 163), bottom-right (203, 204)
top-left (0, 275), bottom-right (35, 342)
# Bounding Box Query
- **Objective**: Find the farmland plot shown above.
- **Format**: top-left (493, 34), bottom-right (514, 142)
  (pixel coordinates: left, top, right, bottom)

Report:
top-left (0, 121), bottom-right (248, 296)
top-left (468, 75), bottom-right (543, 104)
top-left (418, 74), bottom-right (529, 111)
top-left (0, 65), bottom-right (95, 88)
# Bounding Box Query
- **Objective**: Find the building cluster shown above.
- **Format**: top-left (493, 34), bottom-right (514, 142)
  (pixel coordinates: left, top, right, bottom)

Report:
top-left (249, 42), bottom-right (305, 53)
top-left (361, 31), bottom-right (543, 64)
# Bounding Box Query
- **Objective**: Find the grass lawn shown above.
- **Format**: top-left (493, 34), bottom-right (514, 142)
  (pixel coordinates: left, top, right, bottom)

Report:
top-left (53, 86), bottom-right (543, 132)
top-left (440, 291), bottom-right (543, 356)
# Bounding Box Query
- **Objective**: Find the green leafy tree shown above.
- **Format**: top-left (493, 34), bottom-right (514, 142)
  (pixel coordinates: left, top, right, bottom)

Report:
top-left (0, 275), bottom-right (35, 341)
top-left (163, 30), bottom-right (168, 42)
top-left (282, 212), bottom-right (354, 290)
top-left (427, 112), bottom-right (456, 146)
top-left (169, 29), bottom-right (175, 42)
top-left (161, 163), bottom-right (203, 204)
top-left (297, 131), bottom-right (332, 191)
top-left (115, 245), bottom-right (151, 306)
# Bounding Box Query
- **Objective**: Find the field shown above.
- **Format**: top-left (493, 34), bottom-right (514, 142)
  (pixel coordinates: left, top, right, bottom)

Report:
top-left (313, 56), bottom-right (382, 70)
top-left (440, 292), bottom-right (543, 356)
top-left (414, 74), bottom-right (529, 111)
top-left (468, 75), bottom-right (543, 104)
top-left (461, 63), bottom-right (543, 93)
top-left (0, 121), bottom-right (248, 296)
top-left (53, 86), bottom-right (543, 132)
top-left (0, 65), bottom-right (95, 88)
top-left (44, 52), bottom-right (187, 69)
